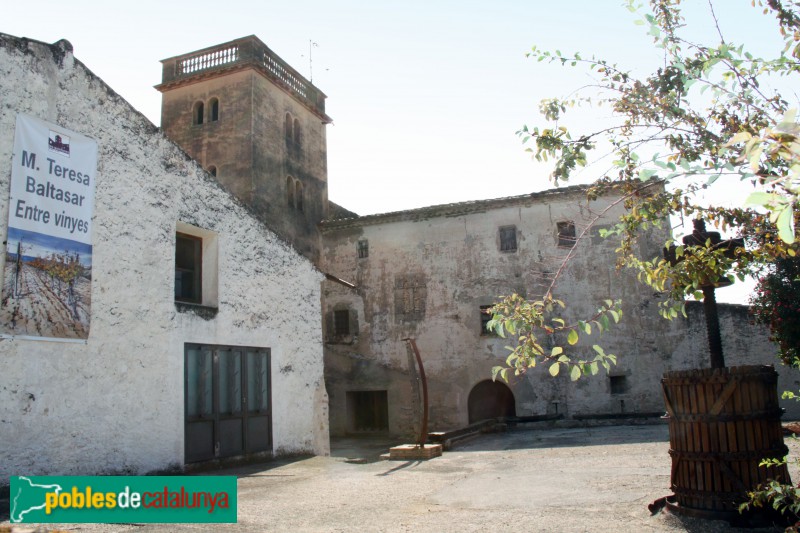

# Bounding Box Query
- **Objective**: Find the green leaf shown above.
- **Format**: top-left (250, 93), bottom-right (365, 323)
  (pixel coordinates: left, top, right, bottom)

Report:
top-left (492, 366), bottom-right (502, 381)
top-left (567, 329), bottom-right (579, 345)
top-left (638, 168), bottom-right (657, 181)
top-left (775, 204), bottom-right (796, 244)
top-left (746, 191), bottom-right (780, 207)
top-left (570, 365), bottom-right (581, 381)
top-left (593, 344), bottom-right (605, 356)
top-left (549, 362), bottom-right (560, 377)
top-left (551, 346), bottom-right (563, 357)
top-left (506, 320), bottom-right (516, 336)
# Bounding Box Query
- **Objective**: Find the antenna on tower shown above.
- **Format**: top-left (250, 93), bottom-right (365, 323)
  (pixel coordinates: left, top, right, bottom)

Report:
top-left (309, 40), bottom-right (318, 83)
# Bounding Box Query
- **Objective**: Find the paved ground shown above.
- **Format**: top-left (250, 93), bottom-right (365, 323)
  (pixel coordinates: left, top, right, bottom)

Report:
top-left (3, 424), bottom-right (799, 532)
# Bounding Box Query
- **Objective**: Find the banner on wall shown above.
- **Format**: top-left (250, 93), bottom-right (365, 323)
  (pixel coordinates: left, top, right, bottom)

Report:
top-left (1, 114), bottom-right (97, 340)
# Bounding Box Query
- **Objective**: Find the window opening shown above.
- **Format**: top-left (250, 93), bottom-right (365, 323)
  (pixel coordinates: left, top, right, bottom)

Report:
top-left (293, 118), bottom-right (301, 145)
top-left (357, 240), bottom-right (369, 259)
top-left (209, 98), bottom-right (219, 122)
top-left (295, 180), bottom-right (303, 212)
top-left (333, 309), bottom-right (350, 337)
top-left (287, 176), bottom-right (295, 207)
top-left (284, 112), bottom-right (293, 141)
top-left (175, 232), bottom-right (202, 303)
top-left (499, 226), bottom-right (517, 252)
top-left (610, 375), bottom-right (628, 395)
top-left (480, 305), bottom-right (494, 335)
top-left (557, 221), bottom-right (577, 247)
top-left (193, 101), bottom-right (204, 125)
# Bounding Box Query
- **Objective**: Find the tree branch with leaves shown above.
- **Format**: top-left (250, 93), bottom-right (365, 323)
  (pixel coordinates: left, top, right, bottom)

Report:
top-left (488, 0), bottom-right (800, 381)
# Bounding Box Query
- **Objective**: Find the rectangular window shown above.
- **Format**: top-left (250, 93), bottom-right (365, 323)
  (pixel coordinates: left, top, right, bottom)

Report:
top-left (357, 239), bottom-right (369, 259)
top-left (557, 221), bottom-right (576, 247)
top-left (610, 375), bottom-right (628, 395)
top-left (175, 222), bottom-right (219, 308)
top-left (334, 309), bottom-right (350, 336)
top-left (499, 226), bottom-right (517, 252)
top-left (175, 232), bottom-right (202, 303)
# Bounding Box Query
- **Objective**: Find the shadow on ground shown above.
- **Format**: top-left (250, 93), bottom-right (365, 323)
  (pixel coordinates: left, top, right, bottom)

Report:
top-left (453, 423), bottom-right (670, 452)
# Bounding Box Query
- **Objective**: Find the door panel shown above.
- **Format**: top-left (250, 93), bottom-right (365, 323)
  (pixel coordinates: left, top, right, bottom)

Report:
top-left (185, 344), bottom-right (272, 463)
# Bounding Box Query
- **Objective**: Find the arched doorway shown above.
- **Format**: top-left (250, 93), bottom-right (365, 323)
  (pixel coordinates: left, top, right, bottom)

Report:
top-left (468, 380), bottom-right (516, 423)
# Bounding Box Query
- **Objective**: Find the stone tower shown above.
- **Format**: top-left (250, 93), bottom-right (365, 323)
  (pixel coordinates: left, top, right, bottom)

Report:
top-left (156, 35), bottom-right (332, 263)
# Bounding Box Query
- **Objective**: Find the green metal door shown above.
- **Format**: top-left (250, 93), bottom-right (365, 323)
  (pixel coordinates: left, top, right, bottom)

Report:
top-left (185, 344), bottom-right (272, 463)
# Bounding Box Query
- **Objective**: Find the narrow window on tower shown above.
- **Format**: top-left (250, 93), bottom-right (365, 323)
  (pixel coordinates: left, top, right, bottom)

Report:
top-left (193, 101), bottom-right (204, 125)
top-left (284, 113), bottom-right (293, 141)
top-left (293, 118), bottom-right (301, 146)
top-left (295, 180), bottom-right (304, 212)
top-left (209, 98), bottom-right (219, 122)
top-left (287, 176), bottom-right (295, 207)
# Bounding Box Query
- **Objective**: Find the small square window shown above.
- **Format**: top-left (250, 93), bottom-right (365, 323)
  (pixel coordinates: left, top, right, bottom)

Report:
top-left (357, 239), bottom-right (369, 259)
top-left (480, 305), bottom-right (494, 336)
top-left (499, 226), bottom-right (517, 252)
top-left (334, 309), bottom-right (350, 336)
top-left (175, 233), bottom-right (202, 303)
top-left (557, 221), bottom-right (576, 247)
top-left (610, 375), bottom-right (628, 395)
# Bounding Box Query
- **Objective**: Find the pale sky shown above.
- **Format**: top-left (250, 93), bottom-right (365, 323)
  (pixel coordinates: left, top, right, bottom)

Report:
top-left (3, 1), bottom-right (787, 303)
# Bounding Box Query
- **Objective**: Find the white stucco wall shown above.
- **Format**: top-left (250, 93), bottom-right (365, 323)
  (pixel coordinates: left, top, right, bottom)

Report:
top-left (0, 34), bottom-right (328, 486)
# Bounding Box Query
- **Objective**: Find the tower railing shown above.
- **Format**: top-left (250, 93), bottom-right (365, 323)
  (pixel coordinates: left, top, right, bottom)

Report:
top-left (159, 36), bottom-right (326, 117)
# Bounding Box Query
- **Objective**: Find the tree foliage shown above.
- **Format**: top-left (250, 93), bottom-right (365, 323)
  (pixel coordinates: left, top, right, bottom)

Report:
top-left (750, 252), bottom-right (800, 366)
top-left (489, 0), bottom-right (800, 380)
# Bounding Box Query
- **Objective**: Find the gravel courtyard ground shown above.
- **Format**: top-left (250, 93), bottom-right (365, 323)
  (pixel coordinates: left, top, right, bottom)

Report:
top-left (3, 423), bottom-right (799, 532)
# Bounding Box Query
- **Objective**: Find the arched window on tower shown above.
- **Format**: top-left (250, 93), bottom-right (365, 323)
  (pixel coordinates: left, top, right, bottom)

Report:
top-left (193, 101), bottom-right (204, 125)
top-left (284, 113), bottom-right (293, 141)
top-left (293, 118), bottom-right (301, 146)
top-left (295, 180), bottom-right (304, 212)
top-left (287, 176), bottom-right (295, 207)
top-left (209, 98), bottom-right (219, 122)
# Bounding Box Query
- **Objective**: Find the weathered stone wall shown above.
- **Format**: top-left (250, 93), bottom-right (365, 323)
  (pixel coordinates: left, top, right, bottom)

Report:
top-left (0, 34), bottom-right (328, 486)
top-left (321, 189), bottom-right (799, 436)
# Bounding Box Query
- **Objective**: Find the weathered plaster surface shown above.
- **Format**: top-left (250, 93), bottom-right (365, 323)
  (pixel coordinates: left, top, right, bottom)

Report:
top-left (321, 189), bottom-right (800, 436)
top-left (0, 34), bottom-right (328, 486)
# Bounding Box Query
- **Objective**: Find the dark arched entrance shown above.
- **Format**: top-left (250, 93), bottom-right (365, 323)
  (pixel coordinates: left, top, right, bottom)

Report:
top-left (468, 380), bottom-right (516, 423)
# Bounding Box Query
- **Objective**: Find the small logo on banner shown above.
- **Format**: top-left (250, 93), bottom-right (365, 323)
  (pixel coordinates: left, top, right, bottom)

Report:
top-left (48, 131), bottom-right (70, 156)
top-left (10, 475), bottom-right (237, 523)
